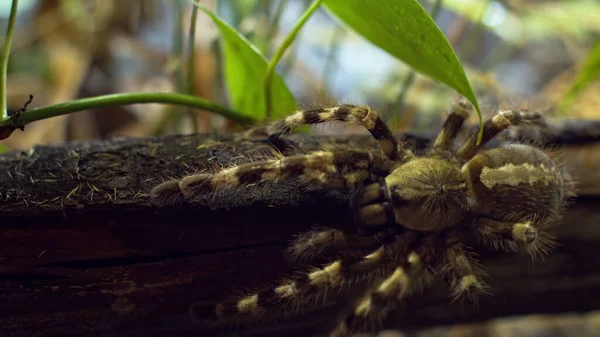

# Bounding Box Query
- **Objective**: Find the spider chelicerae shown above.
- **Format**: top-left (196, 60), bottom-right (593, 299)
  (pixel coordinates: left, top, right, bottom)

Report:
top-left (150, 100), bottom-right (574, 337)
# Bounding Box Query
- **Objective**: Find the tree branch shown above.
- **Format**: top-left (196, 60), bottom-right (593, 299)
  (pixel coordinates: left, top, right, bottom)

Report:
top-left (1, 121), bottom-right (600, 337)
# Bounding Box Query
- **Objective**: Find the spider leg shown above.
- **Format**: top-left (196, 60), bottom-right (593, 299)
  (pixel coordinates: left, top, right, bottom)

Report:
top-left (213, 232), bottom-right (420, 324)
top-left (330, 233), bottom-right (439, 337)
top-left (456, 109), bottom-right (543, 160)
top-left (151, 150), bottom-right (392, 207)
top-left (266, 105), bottom-right (414, 161)
top-left (475, 217), bottom-right (556, 260)
top-left (432, 99), bottom-right (471, 152)
top-left (286, 228), bottom-right (399, 263)
top-left (441, 233), bottom-right (489, 303)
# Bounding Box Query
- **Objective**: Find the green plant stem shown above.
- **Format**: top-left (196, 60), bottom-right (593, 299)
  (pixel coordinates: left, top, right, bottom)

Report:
top-left (263, 0), bottom-right (288, 56)
top-left (430, 0), bottom-right (443, 17)
top-left (321, 26), bottom-right (344, 87)
top-left (1, 0), bottom-right (19, 119)
top-left (459, 0), bottom-right (490, 67)
top-left (264, 0), bottom-right (323, 117)
top-left (187, 4), bottom-right (199, 132)
top-left (170, 0), bottom-right (197, 134)
top-left (0, 92), bottom-right (253, 128)
top-left (393, 71), bottom-right (416, 110)
top-left (173, 1), bottom-right (185, 93)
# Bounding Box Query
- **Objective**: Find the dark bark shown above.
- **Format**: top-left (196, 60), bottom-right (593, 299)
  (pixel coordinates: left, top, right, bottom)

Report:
top-left (1, 122), bottom-right (600, 337)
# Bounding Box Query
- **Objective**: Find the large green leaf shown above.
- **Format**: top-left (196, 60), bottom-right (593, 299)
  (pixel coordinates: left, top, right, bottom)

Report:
top-left (324, 0), bottom-right (482, 120)
top-left (559, 40), bottom-right (600, 115)
top-left (192, 2), bottom-right (297, 119)
top-left (444, 0), bottom-right (600, 42)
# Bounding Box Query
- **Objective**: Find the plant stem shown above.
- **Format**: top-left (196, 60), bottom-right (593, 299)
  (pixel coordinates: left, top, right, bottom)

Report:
top-left (264, 0), bottom-right (322, 117)
top-left (187, 4), bottom-right (199, 132)
top-left (0, 92), bottom-right (253, 128)
top-left (1, 0), bottom-right (19, 120)
top-left (321, 26), bottom-right (344, 87)
top-left (392, 71), bottom-right (416, 110)
top-left (430, 0), bottom-right (443, 18)
top-left (263, 0), bottom-right (288, 56)
top-left (169, 0), bottom-right (194, 133)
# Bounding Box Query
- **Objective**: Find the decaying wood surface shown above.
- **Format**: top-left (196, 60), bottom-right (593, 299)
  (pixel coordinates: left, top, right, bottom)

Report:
top-left (1, 121), bottom-right (600, 337)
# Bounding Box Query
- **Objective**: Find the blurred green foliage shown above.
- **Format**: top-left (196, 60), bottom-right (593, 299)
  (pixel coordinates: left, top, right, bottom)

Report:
top-left (193, 2), bottom-right (298, 120)
top-left (559, 40), bottom-right (600, 115)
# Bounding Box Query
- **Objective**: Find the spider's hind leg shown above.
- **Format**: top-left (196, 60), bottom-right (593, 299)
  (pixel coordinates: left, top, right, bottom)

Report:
top-left (475, 217), bottom-right (556, 260)
top-left (456, 109), bottom-right (543, 160)
top-left (441, 233), bottom-right (489, 303)
top-left (151, 150), bottom-right (392, 207)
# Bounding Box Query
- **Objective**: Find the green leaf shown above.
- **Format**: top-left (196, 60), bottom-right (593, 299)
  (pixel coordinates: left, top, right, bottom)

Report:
top-left (191, 1), bottom-right (297, 120)
top-left (444, 0), bottom-right (600, 42)
top-left (558, 40), bottom-right (600, 115)
top-left (324, 0), bottom-right (483, 133)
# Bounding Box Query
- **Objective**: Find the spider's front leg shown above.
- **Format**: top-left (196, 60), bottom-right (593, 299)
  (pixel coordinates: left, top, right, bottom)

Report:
top-left (286, 227), bottom-right (399, 263)
top-left (263, 105), bottom-right (414, 161)
top-left (432, 99), bottom-right (472, 152)
top-left (330, 233), bottom-right (439, 337)
top-left (150, 149), bottom-right (394, 207)
top-left (211, 232), bottom-right (420, 323)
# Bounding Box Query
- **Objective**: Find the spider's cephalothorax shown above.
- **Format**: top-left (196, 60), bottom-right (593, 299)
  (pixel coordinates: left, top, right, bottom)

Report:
top-left (151, 101), bottom-right (574, 337)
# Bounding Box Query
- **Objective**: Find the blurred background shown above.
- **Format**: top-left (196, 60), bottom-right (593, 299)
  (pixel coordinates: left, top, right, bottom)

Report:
top-left (0, 0), bottom-right (598, 150)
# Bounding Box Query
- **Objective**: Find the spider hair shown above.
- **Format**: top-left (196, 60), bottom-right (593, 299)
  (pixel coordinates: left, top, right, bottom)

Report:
top-left (151, 99), bottom-right (574, 337)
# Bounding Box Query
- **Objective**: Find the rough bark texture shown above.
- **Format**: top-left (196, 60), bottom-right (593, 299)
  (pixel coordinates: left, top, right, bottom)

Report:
top-left (1, 122), bottom-right (600, 337)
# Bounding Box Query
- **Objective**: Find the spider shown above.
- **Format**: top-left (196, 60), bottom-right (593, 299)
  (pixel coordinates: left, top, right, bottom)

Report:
top-left (150, 100), bottom-right (574, 337)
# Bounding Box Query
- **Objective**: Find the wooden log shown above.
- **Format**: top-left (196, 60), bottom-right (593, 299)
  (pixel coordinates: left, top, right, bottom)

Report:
top-left (1, 122), bottom-right (600, 337)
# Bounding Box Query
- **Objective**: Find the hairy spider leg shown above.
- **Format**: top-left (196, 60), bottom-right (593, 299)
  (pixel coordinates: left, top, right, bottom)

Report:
top-left (287, 228), bottom-right (400, 263)
top-left (214, 232), bottom-right (421, 323)
top-left (150, 150), bottom-right (392, 207)
top-left (441, 234), bottom-right (489, 302)
top-left (475, 218), bottom-right (556, 260)
top-left (330, 233), bottom-right (438, 337)
top-left (266, 105), bottom-right (414, 161)
top-left (432, 99), bottom-right (472, 152)
top-left (456, 110), bottom-right (543, 160)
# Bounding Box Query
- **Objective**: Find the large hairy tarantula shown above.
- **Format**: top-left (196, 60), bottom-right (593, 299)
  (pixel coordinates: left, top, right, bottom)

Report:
top-left (151, 100), bottom-right (574, 337)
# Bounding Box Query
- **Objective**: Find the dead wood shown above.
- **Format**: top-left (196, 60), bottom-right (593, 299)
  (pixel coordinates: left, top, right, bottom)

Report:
top-left (1, 122), bottom-right (600, 337)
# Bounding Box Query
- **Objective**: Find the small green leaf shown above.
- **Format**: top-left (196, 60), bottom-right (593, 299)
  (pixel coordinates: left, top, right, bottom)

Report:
top-left (558, 40), bottom-right (600, 115)
top-left (191, 2), bottom-right (297, 119)
top-left (324, 0), bottom-right (483, 136)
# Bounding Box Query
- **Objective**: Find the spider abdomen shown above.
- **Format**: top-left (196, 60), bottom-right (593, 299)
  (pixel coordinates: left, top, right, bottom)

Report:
top-left (462, 144), bottom-right (565, 222)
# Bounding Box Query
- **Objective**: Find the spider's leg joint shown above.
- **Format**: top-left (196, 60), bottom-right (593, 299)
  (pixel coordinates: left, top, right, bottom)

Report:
top-left (180, 173), bottom-right (214, 198)
top-left (150, 180), bottom-right (184, 208)
top-left (512, 222), bottom-right (538, 244)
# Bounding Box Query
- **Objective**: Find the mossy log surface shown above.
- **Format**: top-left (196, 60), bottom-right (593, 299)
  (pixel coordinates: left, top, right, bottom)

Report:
top-left (1, 120), bottom-right (600, 337)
